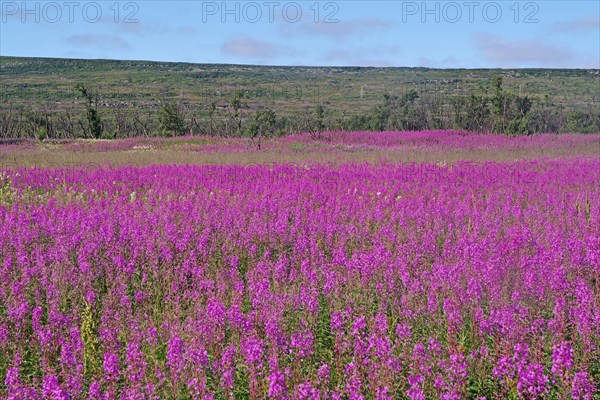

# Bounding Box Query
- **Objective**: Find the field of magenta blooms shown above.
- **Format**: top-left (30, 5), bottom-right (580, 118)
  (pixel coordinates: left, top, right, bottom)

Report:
top-left (0, 132), bottom-right (599, 399)
top-left (2, 130), bottom-right (599, 158)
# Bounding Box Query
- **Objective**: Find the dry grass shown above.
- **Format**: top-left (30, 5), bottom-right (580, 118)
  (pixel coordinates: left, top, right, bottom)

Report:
top-left (1, 135), bottom-right (598, 168)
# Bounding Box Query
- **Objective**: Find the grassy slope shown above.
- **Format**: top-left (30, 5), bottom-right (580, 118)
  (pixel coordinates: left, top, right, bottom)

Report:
top-left (1, 56), bottom-right (599, 119)
top-left (1, 133), bottom-right (599, 167)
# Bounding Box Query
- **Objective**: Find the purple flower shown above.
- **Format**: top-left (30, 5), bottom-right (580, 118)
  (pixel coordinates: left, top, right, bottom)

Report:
top-left (551, 341), bottom-right (574, 377)
top-left (268, 371), bottom-right (287, 399)
top-left (42, 374), bottom-right (68, 400)
top-left (3, 147), bottom-right (599, 398)
top-left (352, 316), bottom-right (367, 336)
top-left (513, 343), bottom-right (530, 367)
top-left (331, 313), bottom-right (344, 333)
top-left (493, 356), bottom-right (514, 380)
top-left (103, 352), bottom-right (119, 377)
top-left (407, 375), bottom-right (426, 400)
top-left (571, 371), bottom-right (594, 400)
top-left (317, 363), bottom-right (330, 384)
top-left (376, 386), bottom-right (392, 400)
top-left (290, 330), bottom-right (314, 358)
top-left (244, 337), bottom-right (264, 366)
top-left (395, 323), bottom-right (412, 341)
top-left (295, 382), bottom-right (320, 400)
top-left (5, 367), bottom-right (22, 399)
top-left (517, 363), bottom-right (549, 398)
top-left (88, 381), bottom-right (102, 399)
top-left (166, 336), bottom-right (184, 375)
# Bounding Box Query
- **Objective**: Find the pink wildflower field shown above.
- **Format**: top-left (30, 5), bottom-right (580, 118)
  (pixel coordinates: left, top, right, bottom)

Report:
top-left (1, 131), bottom-right (599, 399)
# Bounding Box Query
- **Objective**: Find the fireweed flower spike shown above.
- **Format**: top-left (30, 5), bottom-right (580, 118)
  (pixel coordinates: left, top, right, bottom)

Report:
top-left (0, 132), bottom-right (598, 398)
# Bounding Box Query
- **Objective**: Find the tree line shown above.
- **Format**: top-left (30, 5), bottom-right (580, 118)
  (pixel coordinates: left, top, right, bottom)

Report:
top-left (1, 76), bottom-right (598, 141)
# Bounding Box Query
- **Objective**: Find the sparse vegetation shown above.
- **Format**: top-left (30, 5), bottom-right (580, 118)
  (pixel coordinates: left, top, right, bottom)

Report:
top-left (1, 57), bottom-right (598, 139)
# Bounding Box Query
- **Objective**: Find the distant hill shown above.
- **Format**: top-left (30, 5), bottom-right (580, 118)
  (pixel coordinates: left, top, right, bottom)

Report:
top-left (1, 56), bottom-right (598, 138)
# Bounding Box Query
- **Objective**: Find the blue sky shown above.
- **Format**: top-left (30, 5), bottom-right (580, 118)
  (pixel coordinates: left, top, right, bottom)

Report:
top-left (1, 1), bottom-right (599, 67)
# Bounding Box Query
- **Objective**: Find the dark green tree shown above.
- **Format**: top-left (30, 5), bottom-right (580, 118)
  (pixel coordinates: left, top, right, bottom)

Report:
top-left (506, 95), bottom-right (533, 135)
top-left (75, 83), bottom-right (103, 139)
top-left (208, 101), bottom-right (217, 136)
top-left (309, 104), bottom-right (326, 139)
top-left (491, 75), bottom-right (506, 132)
top-left (465, 94), bottom-right (491, 133)
top-left (247, 108), bottom-right (277, 149)
top-left (158, 102), bottom-right (186, 136)
top-left (230, 90), bottom-right (247, 136)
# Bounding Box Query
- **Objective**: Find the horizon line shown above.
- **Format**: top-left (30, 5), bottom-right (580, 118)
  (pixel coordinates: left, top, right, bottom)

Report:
top-left (2, 54), bottom-right (599, 71)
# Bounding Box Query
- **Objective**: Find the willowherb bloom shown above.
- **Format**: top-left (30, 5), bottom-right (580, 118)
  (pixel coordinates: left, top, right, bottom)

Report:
top-left (218, 344), bottom-right (236, 391)
top-left (512, 343), bottom-right (530, 368)
top-left (434, 374), bottom-right (446, 391)
top-left (368, 334), bottom-right (392, 361)
top-left (42, 374), bottom-right (68, 400)
top-left (187, 377), bottom-right (208, 399)
top-left (290, 330), bottom-right (314, 358)
top-left (244, 337), bottom-right (264, 366)
top-left (88, 381), bottom-right (102, 399)
top-left (441, 393), bottom-right (462, 400)
top-left (352, 316), bottom-right (367, 336)
top-left (571, 371), bottom-right (594, 400)
top-left (4, 367), bottom-right (21, 398)
top-left (331, 312), bottom-right (344, 333)
top-left (407, 374), bottom-right (426, 400)
top-left (375, 386), bottom-right (392, 400)
top-left (1, 143), bottom-right (598, 398)
top-left (125, 340), bottom-right (147, 387)
top-left (551, 341), bottom-right (574, 377)
top-left (103, 352), bottom-right (119, 377)
top-left (395, 323), bottom-right (412, 342)
top-left (344, 362), bottom-right (364, 400)
top-left (166, 336), bottom-right (185, 381)
top-left (428, 337), bottom-right (442, 356)
top-left (85, 289), bottom-right (97, 305)
top-left (268, 370), bottom-right (288, 399)
top-left (317, 363), bottom-right (330, 384)
top-left (295, 382), bottom-right (320, 400)
top-left (517, 363), bottom-right (549, 398)
top-left (493, 356), bottom-right (514, 380)
top-left (373, 312), bottom-right (389, 336)
top-left (448, 353), bottom-right (467, 379)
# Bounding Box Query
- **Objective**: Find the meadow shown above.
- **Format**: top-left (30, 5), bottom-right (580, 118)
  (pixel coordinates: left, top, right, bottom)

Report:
top-left (1, 131), bottom-right (599, 399)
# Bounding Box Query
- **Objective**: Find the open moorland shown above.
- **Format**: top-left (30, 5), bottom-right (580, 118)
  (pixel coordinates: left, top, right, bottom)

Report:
top-left (2, 57), bottom-right (599, 138)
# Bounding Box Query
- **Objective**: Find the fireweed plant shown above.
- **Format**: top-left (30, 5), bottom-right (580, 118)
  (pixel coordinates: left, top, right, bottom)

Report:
top-left (0, 133), bottom-right (598, 399)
